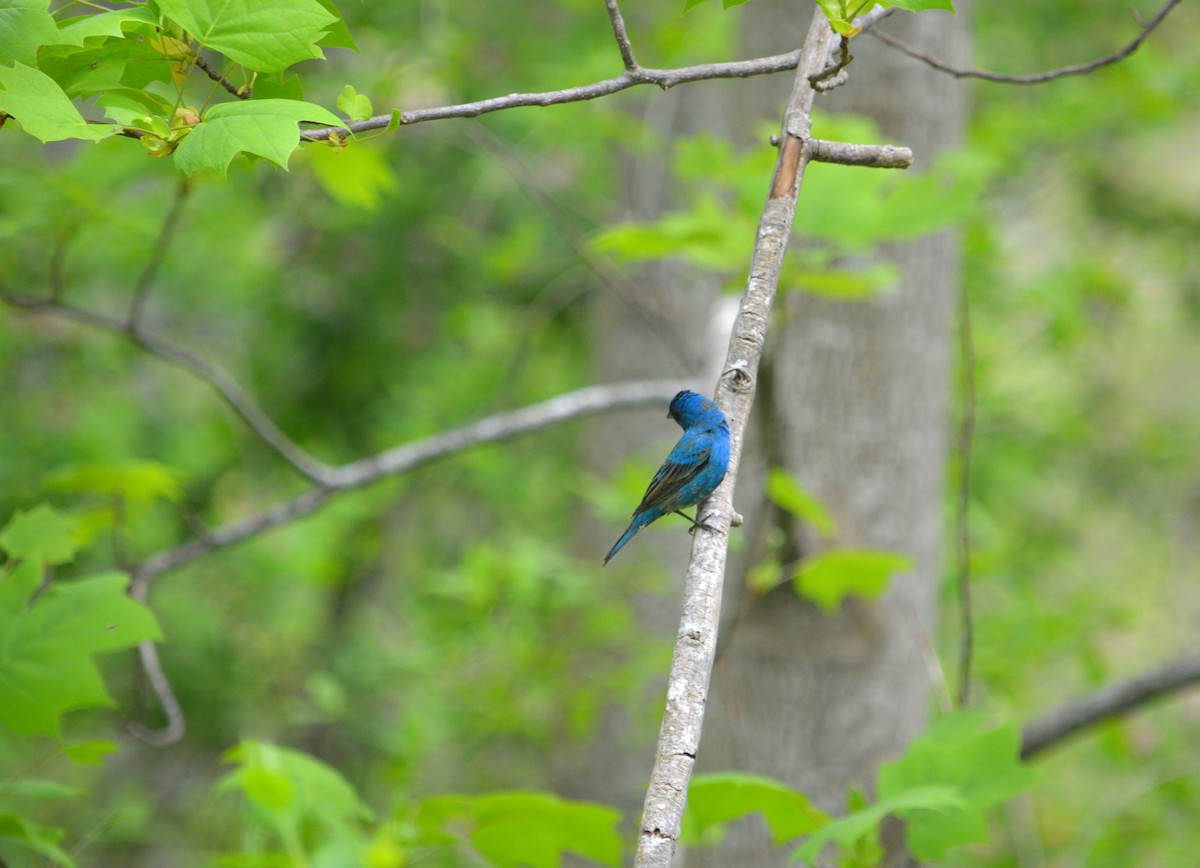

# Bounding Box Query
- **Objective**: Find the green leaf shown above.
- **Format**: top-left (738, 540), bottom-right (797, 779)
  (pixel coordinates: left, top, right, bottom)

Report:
top-left (95, 88), bottom-right (174, 127)
top-left (218, 741), bottom-right (373, 826)
top-left (877, 712), bottom-right (1039, 859)
top-left (765, 469), bottom-right (837, 536)
top-left (0, 62), bottom-right (115, 142)
top-left (250, 71), bottom-right (305, 100)
top-left (812, 0), bottom-right (954, 38)
top-left (63, 739), bottom-right (119, 765)
top-left (46, 461), bottom-right (184, 508)
top-left (792, 549), bottom-right (911, 612)
top-left (306, 141), bottom-right (397, 211)
top-left (682, 773), bottom-right (829, 848)
top-left (157, 0), bottom-right (338, 73)
top-left (813, 0), bottom-right (859, 36)
top-left (0, 503), bottom-right (78, 565)
top-left (886, 0), bottom-right (954, 11)
top-left (0, 571), bottom-right (162, 737)
top-left (0, 779), bottom-right (79, 804)
top-left (417, 791), bottom-right (623, 868)
top-left (313, 0), bottom-right (356, 50)
top-left (56, 7), bottom-right (158, 45)
top-left (172, 98), bottom-right (343, 176)
top-left (591, 194), bottom-right (753, 272)
top-left (0, 0), bottom-right (61, 65)
top-left (336, 84), bottom-right (372, 121)
top-left (791, 786), bottom-right (963, 864)
top-left (37, 36), bottom-right (169, 100)
top-left (0, 811), bottom-right (75, 866)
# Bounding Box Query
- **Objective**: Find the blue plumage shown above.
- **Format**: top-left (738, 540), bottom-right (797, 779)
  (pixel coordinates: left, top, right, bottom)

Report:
top-left (604, 390), bottom-right (731, 564)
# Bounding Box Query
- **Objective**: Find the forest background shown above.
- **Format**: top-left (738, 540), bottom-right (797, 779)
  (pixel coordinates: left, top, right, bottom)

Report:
top-left (1, 0), bottom-right (1199, 865)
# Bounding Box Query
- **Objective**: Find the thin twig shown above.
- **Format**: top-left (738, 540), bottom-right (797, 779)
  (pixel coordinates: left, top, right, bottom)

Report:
top-left (869, 0), bottom-right (1182, 84)
top-left (1, 291), bottom-right (337, 486)
top-left (130, 379), bottom-right (685, 591)
top-left (299, 50), bottom-right (805, 141)
top-left (604, 0), bottom-right (638, 71)
top-left (126, 641), bottom-right (187, 746)
top-left (128, 177), bottom-right (191, 331)
top-left (955, 287), bottom-right (975, 707)
top-left (807, 138), bottom-right (912, 168)
top-left (193, 55), bottom-right (250, 98)
top-left (1021, 650), bottom-right (1200, 760)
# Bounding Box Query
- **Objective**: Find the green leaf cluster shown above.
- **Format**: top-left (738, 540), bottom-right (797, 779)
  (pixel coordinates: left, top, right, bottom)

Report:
top-left (813, 0), bottom-right (955, 37)
top-left (0, 504), bottom-right (161, 866)
top-left (681, 714), bottom-right (1036, 864)
top-left (0, 0), bottom-right (377, 175)
top-left (0, 505), bottom-right (162, 738)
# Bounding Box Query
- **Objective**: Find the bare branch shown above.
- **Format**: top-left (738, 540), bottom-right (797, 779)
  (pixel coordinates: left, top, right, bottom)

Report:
top-left (870, 0), bottom-right (1182, 85)
top-left (127, 641), bottom-right (187, 746)
top-left (807, 138), bottom-right (912, 168)
top-left (1021, 650), bottom-right (1200, 760)
top-left (131, 379), bottom-right (686, 590)
top-left (1, 291), bottom-right (338, 486)
top-left (605, 0), bottom-right (639, 71)
top-left (194, 55), bottom-right (251, 99)
top-left (299, 50), bottom-right (805, 141)
top-left (129, 177), bottom-right (192, 331)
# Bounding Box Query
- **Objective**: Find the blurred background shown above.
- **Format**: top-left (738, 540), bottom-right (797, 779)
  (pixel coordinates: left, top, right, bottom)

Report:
top-left (2, 0), bottom-right (1199, 864)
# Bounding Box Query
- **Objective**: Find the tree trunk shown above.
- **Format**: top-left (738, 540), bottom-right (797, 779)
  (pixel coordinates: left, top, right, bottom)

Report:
top-left (690, 4), bottom-right (969, 865)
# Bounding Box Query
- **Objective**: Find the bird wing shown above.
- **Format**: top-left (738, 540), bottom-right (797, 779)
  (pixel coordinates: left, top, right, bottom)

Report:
top-left (632, 436), bottom-right (712, 515)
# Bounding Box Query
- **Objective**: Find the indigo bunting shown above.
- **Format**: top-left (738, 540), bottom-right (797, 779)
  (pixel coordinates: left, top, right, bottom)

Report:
top-left (604, 390), bottom-right (731, 564)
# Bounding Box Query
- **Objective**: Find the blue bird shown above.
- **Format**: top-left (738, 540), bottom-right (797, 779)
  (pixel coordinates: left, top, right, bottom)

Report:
top-left (604, 390), bottom-right (731, 564)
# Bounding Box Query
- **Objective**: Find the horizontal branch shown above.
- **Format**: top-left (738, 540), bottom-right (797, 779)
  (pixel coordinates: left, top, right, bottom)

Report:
top-left (131, 379), bottom-right (685, 590)
top-left (1021, 649), bottom-right (1200, 760)
top-left (870, 0), bottom-right (1181, 85)
top-left (300, 50), bottom-right (804, 141)
top-left (807, 138), bottom-right (912, 168)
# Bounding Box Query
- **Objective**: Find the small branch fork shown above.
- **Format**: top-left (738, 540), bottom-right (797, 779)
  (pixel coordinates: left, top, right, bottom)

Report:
top-left (870, 0), bottom-right (1182, 84)
top-left (299, 50), bottom-right (809, 141)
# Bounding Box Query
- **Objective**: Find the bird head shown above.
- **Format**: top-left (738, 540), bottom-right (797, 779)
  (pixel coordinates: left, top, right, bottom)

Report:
top-left (668, 390), bottom-right (719, 428)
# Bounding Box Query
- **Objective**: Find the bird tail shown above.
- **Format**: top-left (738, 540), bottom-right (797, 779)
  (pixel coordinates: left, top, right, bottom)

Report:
top-left (604, 522), bottom-right (642, 565)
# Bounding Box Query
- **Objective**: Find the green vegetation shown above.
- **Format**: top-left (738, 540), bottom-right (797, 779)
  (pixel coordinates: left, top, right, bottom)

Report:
top-left (1, 0), bottom-right (1198, 864)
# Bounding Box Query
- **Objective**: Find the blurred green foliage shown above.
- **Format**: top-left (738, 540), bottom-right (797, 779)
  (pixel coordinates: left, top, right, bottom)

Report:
top-left (0, 0), bottom-right (1198, 864)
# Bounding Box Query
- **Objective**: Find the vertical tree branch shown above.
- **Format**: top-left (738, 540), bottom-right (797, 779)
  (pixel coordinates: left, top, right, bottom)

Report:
top-left (633, 10), bottom-right (844, 865)
top-left (604, 0), bottom-right (639, 71)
